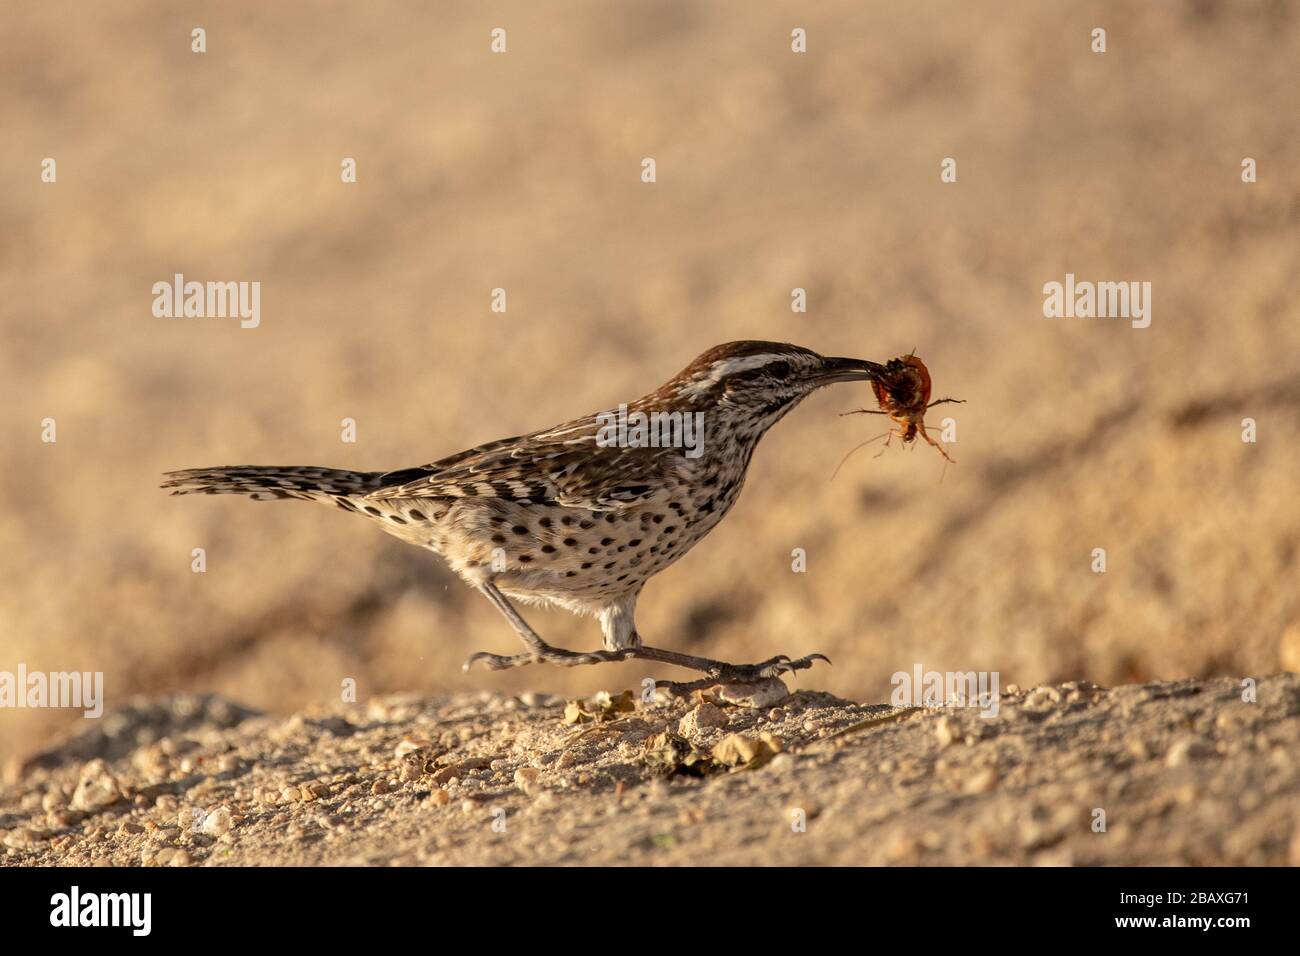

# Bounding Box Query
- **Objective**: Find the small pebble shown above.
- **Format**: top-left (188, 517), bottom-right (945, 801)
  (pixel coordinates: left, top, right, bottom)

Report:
top-left (71, 760), bottom-right (121, 812)
top-left (934, 716), bottom-right (962, 748)
top-left (963, 768), bottom-right (999, 795)
top-left (394, 738), bottom-right (426, 759)
top-left (514, 767), bottom-right (542, 796)
top-left (200, 806), bottom-right (233, 836)
top-left (1166, 737), bottom-right (1207, 768)
top-left (300, 782), bottom-right (329, 802)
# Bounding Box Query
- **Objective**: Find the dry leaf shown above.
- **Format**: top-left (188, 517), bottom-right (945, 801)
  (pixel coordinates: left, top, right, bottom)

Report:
top-left (563, 689), bottom-right (637, 725)
top-left (640, 732), bottom-right (716, 777)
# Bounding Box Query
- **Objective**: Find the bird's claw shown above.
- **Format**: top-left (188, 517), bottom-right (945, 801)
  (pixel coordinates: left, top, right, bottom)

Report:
top-left (709, 652), bottom-right (831, 683)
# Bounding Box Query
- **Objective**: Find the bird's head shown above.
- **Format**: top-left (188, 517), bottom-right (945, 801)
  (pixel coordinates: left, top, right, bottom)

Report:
top-left (665, 341), bottom-right (886, 419)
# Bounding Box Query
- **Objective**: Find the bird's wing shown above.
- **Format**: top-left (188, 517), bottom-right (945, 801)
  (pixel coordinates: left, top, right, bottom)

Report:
top-left (365, 415), bottom-right (681, 511)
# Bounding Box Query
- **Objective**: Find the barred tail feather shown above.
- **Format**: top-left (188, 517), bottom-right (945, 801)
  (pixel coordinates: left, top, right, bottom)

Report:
top-left (161, 465), bottom-right (384, 501)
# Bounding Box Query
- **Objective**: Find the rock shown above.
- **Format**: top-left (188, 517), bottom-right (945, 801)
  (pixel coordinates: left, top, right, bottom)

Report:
top-left (430, 765), bottom-right (461, 785)
top-left (713, 678), bottom-right (789, 709)
top-left (300, 782), bottom-right (330, 802)
top-left (712, 732), bottom-right (782, 770)
top-left (429, 789), bottom-right (451, 807)
top-left (200, 806), bottom-right (233, 836)
top-left (678, 702), bottom-right (729, 736)
top-left (71, 760), bottom-right (121, 811)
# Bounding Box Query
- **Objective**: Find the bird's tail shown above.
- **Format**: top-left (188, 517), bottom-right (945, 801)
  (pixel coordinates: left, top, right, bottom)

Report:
top-left (161, 465), bottom-right (386, 502)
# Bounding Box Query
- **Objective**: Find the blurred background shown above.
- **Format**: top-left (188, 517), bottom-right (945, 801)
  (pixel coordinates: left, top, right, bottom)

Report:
top-left (2, 0), bottom-right (1298, 764)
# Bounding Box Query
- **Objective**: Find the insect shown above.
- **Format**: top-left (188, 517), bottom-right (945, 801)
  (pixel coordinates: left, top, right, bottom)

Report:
top-left (836, 353), bottom-right (964, 469)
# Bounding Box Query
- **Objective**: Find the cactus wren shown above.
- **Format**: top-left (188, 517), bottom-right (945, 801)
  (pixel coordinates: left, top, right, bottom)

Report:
top-left (163, 341), bottom-right (887, 683)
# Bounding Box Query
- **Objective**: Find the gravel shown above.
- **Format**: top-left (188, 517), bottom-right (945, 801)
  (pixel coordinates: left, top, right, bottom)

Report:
top-left (0, 676), bottom-right (1296, 866)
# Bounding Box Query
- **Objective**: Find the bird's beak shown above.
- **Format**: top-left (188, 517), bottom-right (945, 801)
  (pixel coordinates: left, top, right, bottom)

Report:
top-left (815, 356), bottom-right (888, 386)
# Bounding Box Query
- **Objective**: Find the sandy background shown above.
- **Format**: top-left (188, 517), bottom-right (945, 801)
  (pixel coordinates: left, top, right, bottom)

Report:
top-left (2, 0), bottom-right (1298, 764)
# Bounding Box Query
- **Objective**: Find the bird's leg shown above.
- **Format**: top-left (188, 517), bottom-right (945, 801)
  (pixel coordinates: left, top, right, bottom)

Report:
top-left (463, 582), bottom-right (632, 671)
top-left (626, 644), bottom-right (831, 683)
top-left (464, 585), bottom-right (830, 682)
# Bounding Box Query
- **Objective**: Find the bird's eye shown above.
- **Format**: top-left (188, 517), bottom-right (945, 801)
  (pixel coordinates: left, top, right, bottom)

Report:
top-left (768, 361), bottom-right (791, 379)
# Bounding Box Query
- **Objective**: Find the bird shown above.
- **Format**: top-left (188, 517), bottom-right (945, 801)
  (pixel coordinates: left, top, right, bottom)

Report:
top-left (162, 341), bottom-right (888, 684)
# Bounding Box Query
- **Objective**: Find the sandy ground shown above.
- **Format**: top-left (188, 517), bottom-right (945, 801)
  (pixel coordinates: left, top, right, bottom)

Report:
top-left (2, 674), bottom-right (1296, 866)
top-left (2, 2), bottom-right (1299, 863)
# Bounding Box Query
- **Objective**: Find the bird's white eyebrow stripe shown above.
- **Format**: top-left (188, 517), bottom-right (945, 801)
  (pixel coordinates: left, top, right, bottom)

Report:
top-left (687, 353), bottom-right (789, 392)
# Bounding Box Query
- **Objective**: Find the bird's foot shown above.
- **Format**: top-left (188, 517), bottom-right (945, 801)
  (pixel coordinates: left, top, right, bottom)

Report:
top-left (709, 653), bottom-right (832, 682)
top-left (652, 652), bottom-right (832, 697)
top-left (462, 646), bottom-right (631, 672)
